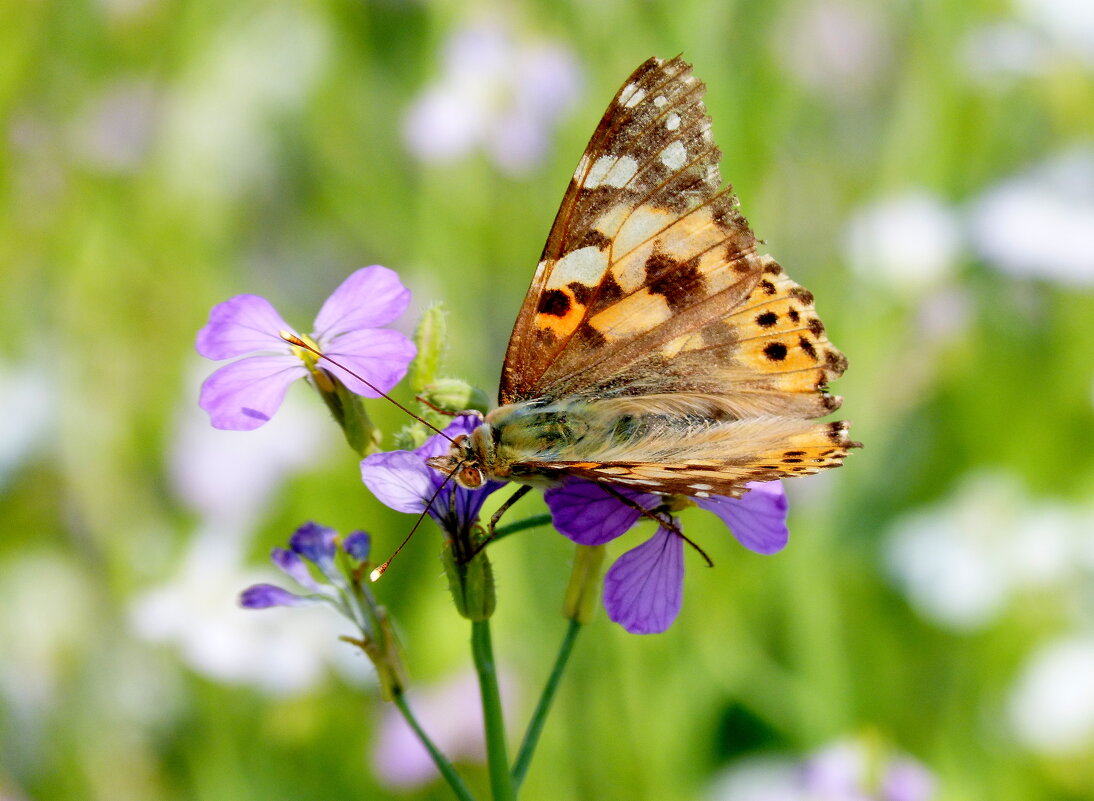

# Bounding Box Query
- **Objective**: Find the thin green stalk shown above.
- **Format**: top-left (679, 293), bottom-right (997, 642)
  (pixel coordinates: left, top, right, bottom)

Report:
top-left (471, 620), bottom-right (515, 801)
top-left (510, 619), bottom-right (581, 791)
top-left (393, 692), bottom-right (478, 801)
top-left (491, 513), bottom-right (553, 543)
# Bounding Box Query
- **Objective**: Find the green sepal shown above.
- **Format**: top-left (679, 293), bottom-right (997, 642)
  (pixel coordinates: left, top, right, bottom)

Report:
top-left (313, 375), bottom-right (379, 456)
top-left (562, 544), bottom-right (606, 624)
top-left (421, 378), bottom-right (490, 415)
top-left (410, 303), bottom-right (447, 395)
top-left (442, 541), bottom-right (496, 621)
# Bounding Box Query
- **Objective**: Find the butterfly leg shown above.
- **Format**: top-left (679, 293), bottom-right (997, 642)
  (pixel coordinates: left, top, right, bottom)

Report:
top-left (600, 485), bottom-right (715, 567)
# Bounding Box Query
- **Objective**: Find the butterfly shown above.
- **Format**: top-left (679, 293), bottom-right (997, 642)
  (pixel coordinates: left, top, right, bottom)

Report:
top-left (427, 56), bottom-right (858, 500)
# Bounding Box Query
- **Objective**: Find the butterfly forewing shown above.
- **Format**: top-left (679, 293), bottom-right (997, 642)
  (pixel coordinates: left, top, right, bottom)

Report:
top-left (492, 56), bottom-right (857, 497)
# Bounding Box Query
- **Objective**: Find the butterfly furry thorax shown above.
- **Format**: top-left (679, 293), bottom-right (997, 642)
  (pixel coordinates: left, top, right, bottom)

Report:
top-left (426, 56), bottom-right (859, 499)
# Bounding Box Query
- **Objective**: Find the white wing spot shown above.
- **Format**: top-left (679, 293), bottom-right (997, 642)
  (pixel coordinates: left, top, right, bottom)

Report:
top-left (619, 83), bottom-right (646, 108)
top-left (688, 483), bottom-right (713, 490)
top-left (653, 95), bottom-right (668, 107)
top-left (584, 154), bottom-right (639, 189)
top-left (545, 246), bottom-right (609, 290)
top-left (695, 491), bottom-right (711, 498)
top-left (660, 140), bottom-right (688, 170)
top-left (665, 112), bottom-right (681, 131)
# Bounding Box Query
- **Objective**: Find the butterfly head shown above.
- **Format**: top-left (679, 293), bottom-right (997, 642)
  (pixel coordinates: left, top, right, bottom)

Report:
top-left (425, 428), bottom-right (497, 490)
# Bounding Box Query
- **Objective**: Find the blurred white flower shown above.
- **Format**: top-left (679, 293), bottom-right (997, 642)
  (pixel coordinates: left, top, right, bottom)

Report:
top-left (1008, 634), bottom-right (1094, 753)
top-left (371, 670), bottom-right (518, 789)
top-left (128, 530), bottom-right (359, 695)
top-left (844, 192), bottom-right (962, 294)
top-left (773, 0), bottom-right (889, 101)
top-left (1016, 0), bottom-right (1094, 64)
top-left (968, 148), bottom-right (1094, 285)
top-left (960, 23), bottom-right (1056, 83)
top-left (69, 78), bottom-right (159, 174)
top-left (403, 19), bottom-right (582, 174)
top-left (886, 472), bottom-right (1092, 630)
top-left (159, 5), bottom-right (330, 201)
top-left (0, 360), bottom-right (54, 490)
top-left (707, 738), bottom-right (936, 801)
top-left (169, 366), bottom-right (332, 532)
top-left (707, 755), bottom-right (802, 801)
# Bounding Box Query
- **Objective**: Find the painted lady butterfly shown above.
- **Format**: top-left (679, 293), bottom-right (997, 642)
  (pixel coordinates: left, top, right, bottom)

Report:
top-left (428, 56), bottom-right (858, 500)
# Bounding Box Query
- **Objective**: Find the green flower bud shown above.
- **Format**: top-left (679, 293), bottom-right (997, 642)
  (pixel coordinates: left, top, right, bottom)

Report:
top-left (442, 542), bottom-right (496, 621)
top-left (410, 303), bottom-right (447, 394)
top-left (422, 378), bottom-right (490, 414)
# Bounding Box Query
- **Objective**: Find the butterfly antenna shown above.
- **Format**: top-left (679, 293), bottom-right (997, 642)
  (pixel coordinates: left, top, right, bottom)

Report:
top-left (280, 331), bottom-right (455, 443)
top-left (369, 464), bottom-right (462, 582)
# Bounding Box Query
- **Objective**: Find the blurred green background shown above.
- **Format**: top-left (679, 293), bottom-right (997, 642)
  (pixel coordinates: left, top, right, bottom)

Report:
top-left (2, 0), bottom-right (1093, 799)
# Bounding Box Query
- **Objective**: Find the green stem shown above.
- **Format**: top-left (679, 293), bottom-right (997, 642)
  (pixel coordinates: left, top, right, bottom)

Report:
top-left (510, 619), bottom-right (581, 791)
top-left (471, 620), bottom-right (515, 801)
top-left (393, 692), bottom-right (478, 801)
top-left (490, 513), bottom-right (553, 543)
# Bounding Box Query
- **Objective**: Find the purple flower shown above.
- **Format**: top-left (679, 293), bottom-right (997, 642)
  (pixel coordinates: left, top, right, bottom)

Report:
top-left (360, 415), bottom-right (503, 537)
top-left (240, 583), bottom-right (310, 609)
top-left (544, 479), bottom-right (789, 634)
top-left (239, 522), bottom-right (349, 609)
top-left (196, 266), bottom-right (416, 430)
top-left (343, 530), bottom-right (371, 562)
top-left (402, 20), bottom-right (582, 174)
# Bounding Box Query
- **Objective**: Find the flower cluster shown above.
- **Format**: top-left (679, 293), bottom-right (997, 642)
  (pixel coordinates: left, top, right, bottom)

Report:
top-left (240, 522), bottom-right (405, 699)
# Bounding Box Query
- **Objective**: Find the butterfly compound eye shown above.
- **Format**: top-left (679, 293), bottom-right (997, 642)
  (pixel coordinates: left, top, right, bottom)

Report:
top-left (457, 466), bottom-right (484, 489)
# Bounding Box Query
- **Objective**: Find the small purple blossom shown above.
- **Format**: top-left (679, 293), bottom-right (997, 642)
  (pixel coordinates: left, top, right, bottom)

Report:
top-left (360, 415), bottom-right (503, 537)
top-left (196, 265), bottom-right (416, 430)
top-left (544, 479), bottom-right (789, 634)
top-left (239, 522), bottom-right (355, 609)
top-left (290, 521), bottom-right (339, 580)
top-left (803, 739), bottom-right (937, 801)
top-left (343, 530), bottom-right (371, 562)
top-left (240, 583), bottom-right (311, 609)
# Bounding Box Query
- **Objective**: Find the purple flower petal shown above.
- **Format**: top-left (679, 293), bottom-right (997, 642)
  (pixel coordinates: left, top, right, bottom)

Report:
top-left (198, 355), bottom-right (306, 430)
top-left (544, 478), bottom-right (659, 545)
top-left (196, 294), bottom-right (295, 360)
top-left (312, 266), bottom-right (411, 340)
top-left (361, 450), bottom-right (436, 514)
top-left (239, 583), bottom-right (310, 609)
top-left (271, 548), bottom-right (321, 591)
top-left (319, 328), bottom-right (416, 398)
top-left (883, 757), bottom-right (937, 801)
top-left (290, 522), bottom-right (339, 577)
top-left (603, 525), bottom-right (685, 634)
top-left (343, 530), bottom-right (371, 562)
top-left (697, 481), bottom-right (789, 555)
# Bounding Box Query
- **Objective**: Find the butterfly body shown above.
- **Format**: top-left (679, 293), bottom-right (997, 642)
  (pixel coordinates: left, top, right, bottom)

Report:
top-left (428, 56), bottom-right (859, 499)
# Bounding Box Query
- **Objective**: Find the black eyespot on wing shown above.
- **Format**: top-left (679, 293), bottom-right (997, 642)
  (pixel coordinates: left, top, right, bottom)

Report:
top-left (756, 311), bottom-right (778, 327)
top-left (538, 289), bottom-right (572, 317)
top-left (798, 336), bottom-right (817, 359)
top-left (763, 342), bottom-right (788, 361)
